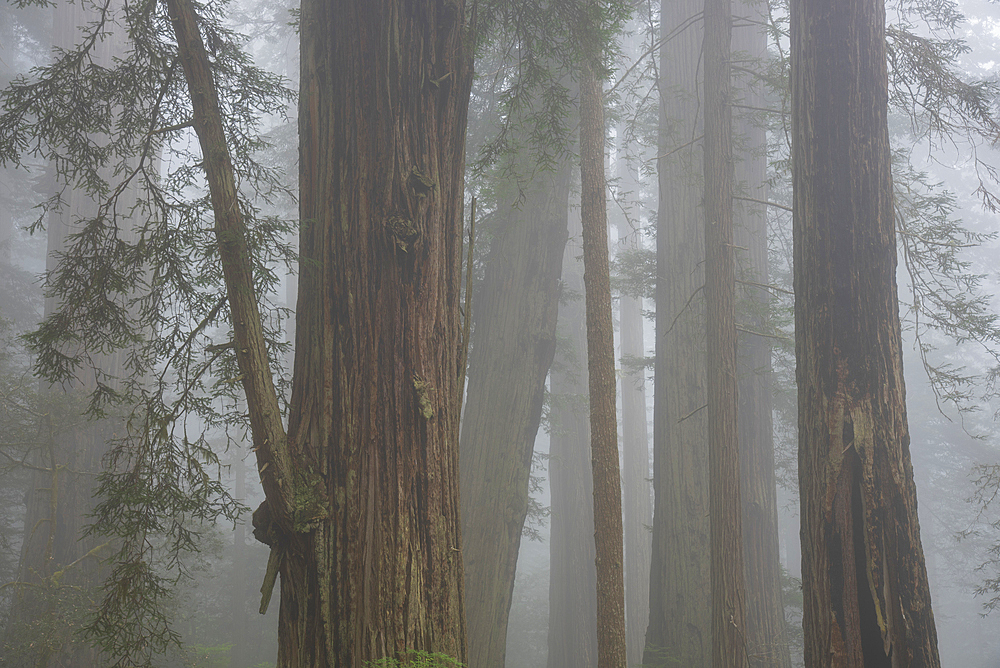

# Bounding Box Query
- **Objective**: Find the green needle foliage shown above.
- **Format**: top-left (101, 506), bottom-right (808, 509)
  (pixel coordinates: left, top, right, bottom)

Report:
top-left (0, 0), bottom-right (294, 662)
top-left (365, 650), bottom-right (465, 668)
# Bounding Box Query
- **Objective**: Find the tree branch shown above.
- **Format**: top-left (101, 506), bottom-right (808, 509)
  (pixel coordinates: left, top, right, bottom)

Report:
top-left (163, 0), bottom-right (292, 528)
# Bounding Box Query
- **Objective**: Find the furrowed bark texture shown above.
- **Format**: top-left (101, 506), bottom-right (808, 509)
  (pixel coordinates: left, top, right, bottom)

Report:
top-left (791, 0), bottom-right (941, 665)
top-left (580, 61), bottom-right (628, 668)
top-left (173, 0), bottom-right (472, 664)
top-left (548, 210), bottom-right (598, 668)
top-left (704, 0), bottom-right (747, 665)
top-left (646, 0), bottom-right (710, 664)
top-left (460, 134), bottom-right (572, 668)
top-left (288, 1), bottom-right (473, 664)
top-left (733, 0), bottom-right (790, 665)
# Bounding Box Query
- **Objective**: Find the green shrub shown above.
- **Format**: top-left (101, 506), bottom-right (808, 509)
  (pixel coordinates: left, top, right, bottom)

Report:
top-left (365, 649), bottom-right (464, 667)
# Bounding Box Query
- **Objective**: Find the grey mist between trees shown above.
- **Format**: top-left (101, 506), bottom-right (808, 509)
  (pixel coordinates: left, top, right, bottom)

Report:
top-left (1, 0), bottom-right (1000, 666)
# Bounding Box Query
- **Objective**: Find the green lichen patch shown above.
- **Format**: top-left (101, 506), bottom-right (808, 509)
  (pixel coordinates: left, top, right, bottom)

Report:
top-left (292, 469), bottom-right (329, 533)
top-left (412, 374), bottom-right (435, 420)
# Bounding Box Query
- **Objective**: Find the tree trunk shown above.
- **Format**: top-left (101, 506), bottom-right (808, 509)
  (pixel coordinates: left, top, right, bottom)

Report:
top-left (580, 61), bottom-right (628, 668)
top-left (703, 0), bottom-right (747, 665)
top-left (733, 1), bottom-right (791, 665)
top-left (612, 145), bottom-right (652, 668)
top-left (791, 0), bottom-right (942, 665)
top-left (170, 0), bottom-right (474, 663)
top-left (460, 132), bottom-right (572, 668)
top-left (548, 210), bottom-right (598, 668)
top-left (646, 0), bottom-right (710, 664)
top-left (282, 1), bottom-right (473, 663)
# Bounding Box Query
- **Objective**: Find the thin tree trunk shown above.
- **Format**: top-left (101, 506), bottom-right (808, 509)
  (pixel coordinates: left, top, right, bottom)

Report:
top-left (733, 0), bottom-right (791, 664)
top-left (580, 61), bottom-right (628, 668)
top-left (792, 0), bottom-right (941, 664)
top-left (646, 0), bottom-right (710, 664)
top-left (548, 210), bottom-right (598, 668)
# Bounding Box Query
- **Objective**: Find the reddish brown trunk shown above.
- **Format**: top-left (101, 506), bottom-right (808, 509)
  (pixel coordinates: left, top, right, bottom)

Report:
top-left (792, 0), bottom-right (941, 665)
top-left (282, 2), bottom-right (473, 664)
top-left (704, 0), bottom-right (747, 665)
top-left (580, 61), bottom-right (628, 668)
top-left (171, 0), bottom-right (474, 664)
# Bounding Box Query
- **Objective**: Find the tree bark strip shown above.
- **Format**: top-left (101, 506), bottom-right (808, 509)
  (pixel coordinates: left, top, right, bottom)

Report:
top-left (703, 0), bottom-right (747, 665)
top-left (580, 60), bottom-right (628, 668)
top-left (792, 0), bottom-right (941, 665)
top-left (170, 0), bottom-right (474, 664)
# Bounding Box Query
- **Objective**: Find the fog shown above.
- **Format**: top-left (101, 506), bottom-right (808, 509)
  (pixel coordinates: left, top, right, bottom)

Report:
top-left (2, 0), bottom-right (1000, 666)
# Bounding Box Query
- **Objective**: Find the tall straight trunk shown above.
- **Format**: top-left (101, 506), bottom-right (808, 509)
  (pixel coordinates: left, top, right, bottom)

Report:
top-left (791, 0), bottom-right (941, 664)
top-left (548, 210), bottom-right (598, 668)
top-left (154, 0), bottom-right (475, 663)
top-left (733, 1), bottom-right (790, 665)
top-left (280, 1), bottom-right (473, 663)
top-left (646, 0), bottom-right (710, 664)
top-left (613, 149), bottom-right (652, 666)
top-left (460, 139), bottom-right (572, 668)
top-left (704, 0), bottom-right (747, 665)
top-left (580, 61), bottom-right (627, 668)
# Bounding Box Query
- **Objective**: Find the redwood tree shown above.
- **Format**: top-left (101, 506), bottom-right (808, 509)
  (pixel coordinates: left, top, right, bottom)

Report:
top-left (460, 135), bottom-right (572, 668)
top-left (170, 0), bottom-right (474, 664)
top-left (646, 0), bottom-right (711, 663)
top-left (703, 0), bottom-right (747, 664)
top-left (733, 0), bottom-right (790, 664)
top-left (580, 58), bottom-right (628, 668)
top-left (792, 0), bottom-right (941, 664)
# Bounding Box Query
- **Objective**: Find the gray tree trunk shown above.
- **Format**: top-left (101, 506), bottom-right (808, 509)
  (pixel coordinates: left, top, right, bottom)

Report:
top-left (646, 0), bottom-right (710, 664)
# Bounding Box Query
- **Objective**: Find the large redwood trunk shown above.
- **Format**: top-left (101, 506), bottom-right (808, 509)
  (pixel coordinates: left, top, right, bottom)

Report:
top-left (792, 0), bottom-right (941, 664)
top-left (275, 2), bottom-right (474, 664)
